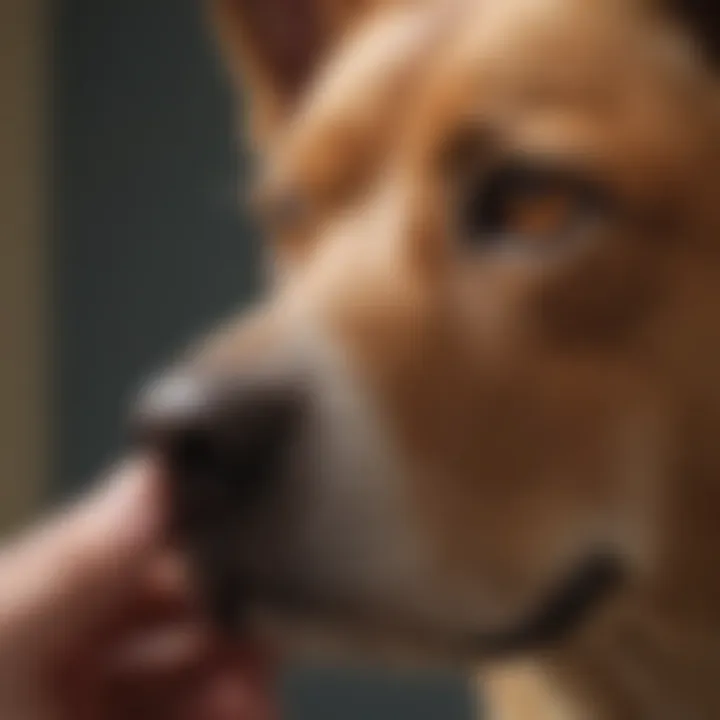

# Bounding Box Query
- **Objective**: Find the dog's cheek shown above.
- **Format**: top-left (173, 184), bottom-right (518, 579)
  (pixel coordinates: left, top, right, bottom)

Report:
top-left (531, 240), bottom-right (662, 350)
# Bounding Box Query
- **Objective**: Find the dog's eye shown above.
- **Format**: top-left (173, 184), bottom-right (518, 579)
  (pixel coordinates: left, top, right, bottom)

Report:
top-left (460, 162), bottom-right (611, 253)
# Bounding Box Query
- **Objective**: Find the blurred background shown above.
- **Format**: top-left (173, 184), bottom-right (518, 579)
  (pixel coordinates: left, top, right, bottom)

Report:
top-left (0, 0), bottom-right (474, 718)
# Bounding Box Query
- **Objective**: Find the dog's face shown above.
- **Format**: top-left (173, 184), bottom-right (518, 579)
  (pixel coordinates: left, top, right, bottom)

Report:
top-left (138, 0), bottom-right (720, 665)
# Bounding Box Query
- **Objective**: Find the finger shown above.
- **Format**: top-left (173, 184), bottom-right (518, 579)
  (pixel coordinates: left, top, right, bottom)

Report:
top-left (56, 624), bottom-right (216, 720)
top-left (143, 552), bottom-right (196, 608)
top-left (191, 668), bottom-right (279, 720)
top-left (176, 648), bottom-right (279, 720)
top-left (103, 623), bottom-right (274, 685)
top-left (93, 551), bottom-right (200, 649)
top-left (104, 636), bottom-right (278, 720)
top-left (105, 624), bottom-right (214, 680)
top-left (0, 456), bottom-right (169, 655)
top-left (106, 663), bottom-right (279, 720)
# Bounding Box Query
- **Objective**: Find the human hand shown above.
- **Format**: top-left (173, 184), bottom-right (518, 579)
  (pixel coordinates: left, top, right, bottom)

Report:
top-left (0, 458), bottom-right (277, 720)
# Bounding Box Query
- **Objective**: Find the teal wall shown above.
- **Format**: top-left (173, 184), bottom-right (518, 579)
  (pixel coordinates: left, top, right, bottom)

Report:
top-left (54, 2), bottom-right (473, 718)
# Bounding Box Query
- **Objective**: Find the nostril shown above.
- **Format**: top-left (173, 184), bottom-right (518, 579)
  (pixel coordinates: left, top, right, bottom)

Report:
top-left (171, 428), bottom-right (218, 477)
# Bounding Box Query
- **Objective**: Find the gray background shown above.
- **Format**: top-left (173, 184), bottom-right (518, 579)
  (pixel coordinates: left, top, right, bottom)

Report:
top-left (53, 1), bottom-right (474, 718)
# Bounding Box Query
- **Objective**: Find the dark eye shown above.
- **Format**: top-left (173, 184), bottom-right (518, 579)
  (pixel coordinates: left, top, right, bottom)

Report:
top-left (460, 162), bottom-right (613, 252)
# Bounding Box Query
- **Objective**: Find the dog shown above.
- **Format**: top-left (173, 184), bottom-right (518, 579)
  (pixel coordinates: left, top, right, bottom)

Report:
top-left (135, 0), bottom-right (720, 717)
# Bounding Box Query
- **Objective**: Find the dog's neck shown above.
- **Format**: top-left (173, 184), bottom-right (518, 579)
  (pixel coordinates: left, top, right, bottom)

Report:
top-left (483, 596), bottom-right (720, 720)
top-left (482, 435), bottom-right (720, 720)
top-left (483, 603), bottom-right (720, 720)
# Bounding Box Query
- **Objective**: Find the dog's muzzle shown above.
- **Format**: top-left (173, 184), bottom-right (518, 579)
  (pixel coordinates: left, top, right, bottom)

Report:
top-left (131, 357), bottom-right (625, 661)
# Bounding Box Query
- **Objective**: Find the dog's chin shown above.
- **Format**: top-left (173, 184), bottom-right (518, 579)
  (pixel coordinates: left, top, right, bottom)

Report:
top-left (200, 554), bottom-right (624, 667)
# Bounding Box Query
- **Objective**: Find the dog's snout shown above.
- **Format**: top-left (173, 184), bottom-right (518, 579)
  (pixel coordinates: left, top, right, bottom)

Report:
top-left (133, 369), bottom-right (306, 494)
top-left (131, 367), bottom-right (309, 627)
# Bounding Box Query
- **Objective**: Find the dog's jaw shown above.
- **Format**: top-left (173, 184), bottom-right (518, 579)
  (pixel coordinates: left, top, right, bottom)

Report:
top-left (483, 449), bottom-right (720, 720)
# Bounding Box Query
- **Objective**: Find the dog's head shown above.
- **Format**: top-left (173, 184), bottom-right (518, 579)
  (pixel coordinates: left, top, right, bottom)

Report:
top-left (136, 0), bottom-right (720, 666)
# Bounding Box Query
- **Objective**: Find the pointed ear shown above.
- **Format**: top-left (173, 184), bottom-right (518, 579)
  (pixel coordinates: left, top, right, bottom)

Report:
top-left (665, 0), bottom-right (719, 67)
top-left (210, 0), bottom-right (371, 146)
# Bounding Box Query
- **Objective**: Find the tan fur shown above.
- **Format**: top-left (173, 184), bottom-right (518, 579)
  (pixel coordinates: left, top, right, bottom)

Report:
top-left (192, 1), bottom-right (720, 717)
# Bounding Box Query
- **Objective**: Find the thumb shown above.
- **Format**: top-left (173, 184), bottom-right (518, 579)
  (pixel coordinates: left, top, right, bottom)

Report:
top-left (0, 457), bottom-right (170, 655)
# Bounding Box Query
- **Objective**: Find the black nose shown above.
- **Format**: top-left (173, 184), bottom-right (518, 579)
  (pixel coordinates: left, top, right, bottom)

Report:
top-left (134, 367), bottom-right (305, 468)
top-left (133, 370), bottom-right (305, 513)
top-left (131, 370), bottom-right (306, 626)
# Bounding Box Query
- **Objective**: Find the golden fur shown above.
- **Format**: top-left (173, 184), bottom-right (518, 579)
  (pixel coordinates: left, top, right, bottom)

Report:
top-left (160, 1), bottom-right (720, 716)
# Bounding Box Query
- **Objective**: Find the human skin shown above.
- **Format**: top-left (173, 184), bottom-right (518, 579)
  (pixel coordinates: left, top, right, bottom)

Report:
top-left (0, 458), bottom-right (277, 720)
